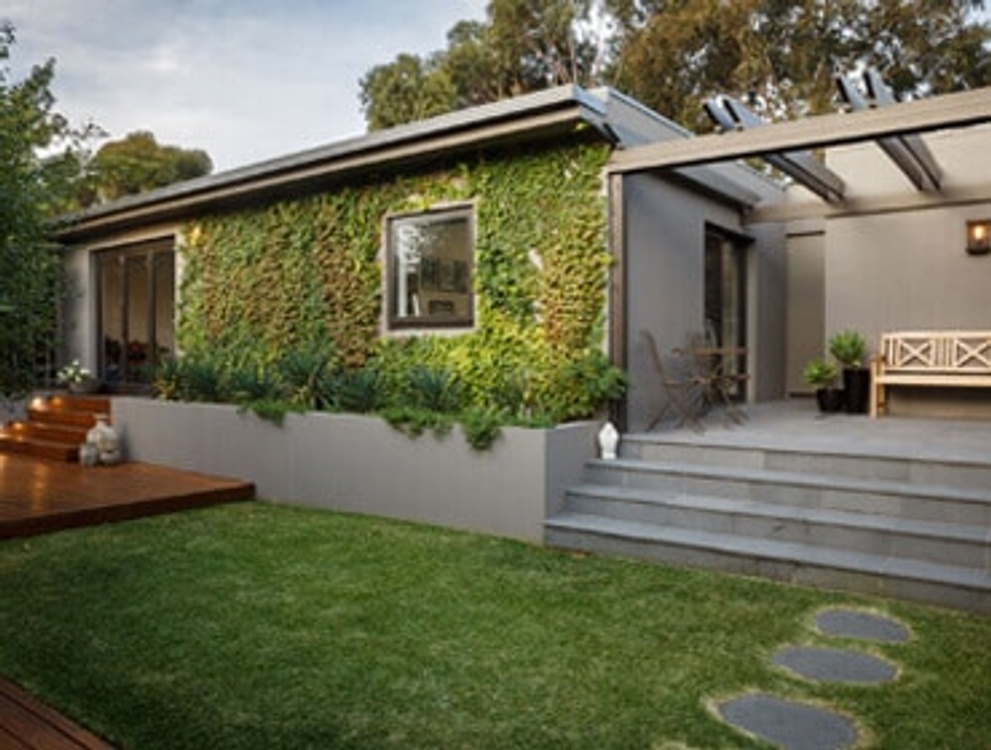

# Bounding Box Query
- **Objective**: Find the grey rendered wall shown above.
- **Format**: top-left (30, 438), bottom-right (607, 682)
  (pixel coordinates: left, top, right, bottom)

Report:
top-left (785, 229), bottom-right (826, 393)
top-left (621, 173), bottom-right (788, 431)
top-left (746, 219), bottom-right (789, 401)
top-left (822, 131), bottom-right (991, 351)
top-left (825, 207), bottom-right (991, 348)
top-left (111, 398), bottom-right (598, 542)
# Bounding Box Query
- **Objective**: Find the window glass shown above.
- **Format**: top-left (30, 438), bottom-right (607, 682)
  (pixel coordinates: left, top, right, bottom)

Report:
top-left (388, 207), bottom-right (473, 329)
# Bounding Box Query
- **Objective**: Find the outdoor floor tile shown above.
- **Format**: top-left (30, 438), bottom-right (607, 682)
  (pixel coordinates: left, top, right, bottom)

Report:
top-left (771, 646), bottom-right (898, 684)
top-left (814, 608), bottom-right (910, 643)
top-left (717, 693), bottom-right (859, 750)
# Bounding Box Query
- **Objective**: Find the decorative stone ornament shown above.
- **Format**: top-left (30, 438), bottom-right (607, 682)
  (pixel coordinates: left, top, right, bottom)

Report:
top-left (86, 414), bottom-right (122, 466)
top-left (78, 442), bottom-right (99, 467)
top-left (597, 421), bottom-right (619, 460)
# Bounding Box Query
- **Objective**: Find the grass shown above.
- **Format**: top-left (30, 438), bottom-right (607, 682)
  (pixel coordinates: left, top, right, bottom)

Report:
top-left (0, 502), bottom-right (989, 749)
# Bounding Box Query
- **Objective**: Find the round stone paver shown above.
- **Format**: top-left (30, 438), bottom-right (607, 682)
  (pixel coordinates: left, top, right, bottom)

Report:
top-left (772, 645), bottom-right (898, 684)
top-left (814, 608), bottom-right (910, 644)
top-left (717, 693), bottom-right (859, 750)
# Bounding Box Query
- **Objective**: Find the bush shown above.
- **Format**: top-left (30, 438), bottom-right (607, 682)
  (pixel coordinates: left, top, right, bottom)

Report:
top-left (828, 330), bottom-right (867, 368)
top-left (153, 343), bottom-right (627, 448)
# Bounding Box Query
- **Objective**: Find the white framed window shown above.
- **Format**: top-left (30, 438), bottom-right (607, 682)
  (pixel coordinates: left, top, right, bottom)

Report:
top-left (385, 205), bottom-right (475, 331)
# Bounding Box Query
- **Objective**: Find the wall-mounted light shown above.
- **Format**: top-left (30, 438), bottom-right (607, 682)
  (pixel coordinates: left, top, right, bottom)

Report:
top-left (966, 219), bottom-right (991, 256)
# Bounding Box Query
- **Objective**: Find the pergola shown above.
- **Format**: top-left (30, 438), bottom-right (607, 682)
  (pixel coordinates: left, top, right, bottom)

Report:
top-left (608, 83), bottom-right (991, 204)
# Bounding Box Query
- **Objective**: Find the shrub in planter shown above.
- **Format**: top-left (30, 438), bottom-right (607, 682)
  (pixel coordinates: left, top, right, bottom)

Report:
top-left (828, 330), bottom-right (870, 413)
top-left (803, 358), bottom-right (844, 413)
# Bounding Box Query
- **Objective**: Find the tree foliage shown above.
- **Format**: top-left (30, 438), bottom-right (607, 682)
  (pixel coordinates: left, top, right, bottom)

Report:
top-left (77, 130), bottom-right (213, 206)
top-left (360, 0), bottom-right (608, 130)
top-left (0, 22), bottom-right (90, 393)
top-left (360, 0), bottom-right (991, 132)
top-left (606, 0), bottom-right (991, 130)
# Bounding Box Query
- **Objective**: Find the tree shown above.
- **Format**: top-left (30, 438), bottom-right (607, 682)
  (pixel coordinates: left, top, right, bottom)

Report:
top-left (361, 1), bottom-right (990, 133)
top-left (606, 0), bottom-right (991, 131)
top-left (0, 22), bottom-right (91, 393)
top-left (359, 53), bottom-right (457, 131)
top-left (80, 130), bottom-right (213, 205)
top-left (360, 0), bottom-right (609, 129)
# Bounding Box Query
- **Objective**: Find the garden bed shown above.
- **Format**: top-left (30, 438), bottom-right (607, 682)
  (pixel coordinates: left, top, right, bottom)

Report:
top-left (111, 397), bottom-right (598, 541)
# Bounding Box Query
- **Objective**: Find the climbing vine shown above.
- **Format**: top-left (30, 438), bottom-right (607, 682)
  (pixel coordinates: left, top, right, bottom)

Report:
top-left (173, 140), bottom-right (622, 436)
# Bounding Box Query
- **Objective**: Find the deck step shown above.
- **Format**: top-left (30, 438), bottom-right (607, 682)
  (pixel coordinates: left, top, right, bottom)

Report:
top-left (621, 432), bottom-right (991, 492)
top-left (565, 484), bottom-right (991, 571)
top-left (0, 431), bottom-right (78, 462)
top-left (3, 420), bottom-right (89, 444)
top-left (585, 458), bottom-right (991, 525)
top-left (1, 394), bottom-right (111, 462)
top-left (547, 428), bottom-right (991, 614)
top-left (546, 512), bottom-right (991, 614)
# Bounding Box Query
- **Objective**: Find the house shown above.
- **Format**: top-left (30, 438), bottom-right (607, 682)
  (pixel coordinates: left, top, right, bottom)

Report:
top-left (42, 83), bottom-right (991, 611)
top-left (57, 81), bottom-right (991, 432)
top-left (53, 85), bottom-right (778, 424)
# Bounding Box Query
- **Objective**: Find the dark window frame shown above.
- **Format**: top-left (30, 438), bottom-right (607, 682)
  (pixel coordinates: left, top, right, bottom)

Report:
top-left (384, 204), bottom-right (476, 332)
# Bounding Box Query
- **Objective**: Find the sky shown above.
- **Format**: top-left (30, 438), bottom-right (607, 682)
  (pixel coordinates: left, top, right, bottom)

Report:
top-left (3, 0), bottom-right (489, 172)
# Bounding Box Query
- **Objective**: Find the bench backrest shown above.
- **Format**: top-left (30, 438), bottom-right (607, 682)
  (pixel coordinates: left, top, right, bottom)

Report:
top-left (880, 331), bottom-right (991, 375)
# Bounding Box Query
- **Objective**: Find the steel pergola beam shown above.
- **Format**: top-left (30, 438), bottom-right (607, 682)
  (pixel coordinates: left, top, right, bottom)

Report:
top-left (837, 70), bottom-right (942, 192)
top-left (705, 96), bottom-right (846, 203)
top-left (609, 86), bottom-right (991, 175)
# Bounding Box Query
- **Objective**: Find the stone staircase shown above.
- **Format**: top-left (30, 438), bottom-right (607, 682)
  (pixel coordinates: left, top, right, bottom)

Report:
top-left (545, 430), bottom-right (991, 615)
top-left (0, 395), bottom-right (111, 462)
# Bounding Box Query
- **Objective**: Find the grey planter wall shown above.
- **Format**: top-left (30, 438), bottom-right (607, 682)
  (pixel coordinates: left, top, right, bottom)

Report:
top-left (111, 398), bottom-right (598, 542)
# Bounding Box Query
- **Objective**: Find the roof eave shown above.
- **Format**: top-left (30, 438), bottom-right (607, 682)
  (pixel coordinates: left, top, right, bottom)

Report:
top-left (56, 86), bottom-right (610, 243)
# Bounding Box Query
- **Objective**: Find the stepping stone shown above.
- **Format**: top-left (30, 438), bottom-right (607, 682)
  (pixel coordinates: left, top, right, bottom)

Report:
top-left (772, 646), bottom-right (897, 684)
top-left (814, 608), bottom-right (910, 644)
top-left (717, 693), bottom-right (858, 750)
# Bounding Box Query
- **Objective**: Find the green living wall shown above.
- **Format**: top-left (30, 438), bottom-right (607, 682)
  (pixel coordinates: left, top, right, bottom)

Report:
top-left (173, 140), bottom-right (622, 429)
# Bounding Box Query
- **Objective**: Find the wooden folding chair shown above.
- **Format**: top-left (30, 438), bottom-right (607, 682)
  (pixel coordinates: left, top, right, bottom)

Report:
top-left (640, 329), bottom-right (706, 430)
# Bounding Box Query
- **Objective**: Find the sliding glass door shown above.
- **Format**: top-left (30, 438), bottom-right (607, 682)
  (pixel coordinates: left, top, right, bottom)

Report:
top-left (704, 227), bottom-right (748, 399)
top-left (97, 240), bottom-right (175, 387)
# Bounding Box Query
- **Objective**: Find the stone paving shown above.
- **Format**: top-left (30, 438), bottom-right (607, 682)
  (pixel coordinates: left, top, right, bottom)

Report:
top-left (716, 606), bottom-right (912, 749)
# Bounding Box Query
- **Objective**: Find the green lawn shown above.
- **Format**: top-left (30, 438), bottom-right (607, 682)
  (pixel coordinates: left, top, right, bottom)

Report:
top-left (0, 502), bottom-right (989, 749)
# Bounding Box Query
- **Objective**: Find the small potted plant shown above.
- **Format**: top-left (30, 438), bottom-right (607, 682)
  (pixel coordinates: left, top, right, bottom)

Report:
top-left (803, 358), bottom-right (844, 413)
top-left (828, 330), bottom-right (870, 414)
top-left (58, 359), bottom-right (99, 394)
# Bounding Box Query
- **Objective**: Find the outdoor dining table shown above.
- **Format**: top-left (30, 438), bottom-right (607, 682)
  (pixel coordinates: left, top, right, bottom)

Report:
top-left (673, 344), bottom-right (749, 427)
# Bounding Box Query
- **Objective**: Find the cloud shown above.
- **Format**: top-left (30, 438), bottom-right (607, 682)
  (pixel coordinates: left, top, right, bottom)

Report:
top-left (4, 0), bottom-right (488, 170)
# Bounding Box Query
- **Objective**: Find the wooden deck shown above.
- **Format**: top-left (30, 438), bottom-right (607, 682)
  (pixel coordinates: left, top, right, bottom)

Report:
top-left (0, 678), bottom-right (115, 750)
top-left (0, 453), bottom-right (255, 746)
top-left (0, 452), bottom-right (255, 539)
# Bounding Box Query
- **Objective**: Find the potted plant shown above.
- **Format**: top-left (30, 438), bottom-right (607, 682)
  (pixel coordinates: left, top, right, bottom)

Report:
top-left (58, 359), bottom-right (99, 394)
top-left (803, 358), bottom-right (844, 413)
top-left (828, 330), bottom-right (870, 414)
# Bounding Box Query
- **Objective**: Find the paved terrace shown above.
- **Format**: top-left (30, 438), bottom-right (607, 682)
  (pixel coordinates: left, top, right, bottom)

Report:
top-left (640, 399), bottom-right (991, 463)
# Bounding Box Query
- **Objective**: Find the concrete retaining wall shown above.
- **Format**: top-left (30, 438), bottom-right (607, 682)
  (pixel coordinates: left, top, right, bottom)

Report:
top-left (110, 397), bottom-right (599, 542)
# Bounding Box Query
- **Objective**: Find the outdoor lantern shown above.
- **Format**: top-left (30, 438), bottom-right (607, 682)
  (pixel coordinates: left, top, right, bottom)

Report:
top-left (966, 219), bottom-right (991, 255)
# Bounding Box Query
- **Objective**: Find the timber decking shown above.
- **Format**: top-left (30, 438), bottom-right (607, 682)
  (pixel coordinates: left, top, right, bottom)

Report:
top-left (0, 678), bottom-right (115, 750)
top-left (0, 455), bottom-right (254, 747)
top-left (0, 395), bottom-right (113, 463)
top-left (0, 452), bottom-right (255, 539)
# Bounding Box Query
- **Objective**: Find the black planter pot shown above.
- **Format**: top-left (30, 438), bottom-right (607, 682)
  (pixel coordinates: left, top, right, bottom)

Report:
top-left (843, 367), bottom-right (870, 414)
top-left (815, 387), bottom-right (845, 413)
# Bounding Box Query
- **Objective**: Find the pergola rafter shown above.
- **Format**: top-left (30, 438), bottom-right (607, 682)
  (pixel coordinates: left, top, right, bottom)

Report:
top-left (609, 86), bottom-right (991, 178)
top-left (704, 95), bottom-right (846, 203)
top-left (837, 69), bottom-right (943, 193)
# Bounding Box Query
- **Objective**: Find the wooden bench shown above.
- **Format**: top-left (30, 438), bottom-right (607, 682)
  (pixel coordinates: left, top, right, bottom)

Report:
top-left (870, 331), bottom-right (991, 417)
